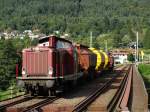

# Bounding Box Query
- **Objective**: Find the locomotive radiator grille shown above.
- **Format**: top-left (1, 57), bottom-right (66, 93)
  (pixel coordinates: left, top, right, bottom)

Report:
top-left (26, 51), bottom-right (48, 76)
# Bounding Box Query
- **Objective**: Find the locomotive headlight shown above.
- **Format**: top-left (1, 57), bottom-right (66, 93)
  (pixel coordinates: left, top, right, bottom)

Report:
top-left (48, 67), bottom-right (53, 75)
top-left (22, 68), bottom-right (26, 75)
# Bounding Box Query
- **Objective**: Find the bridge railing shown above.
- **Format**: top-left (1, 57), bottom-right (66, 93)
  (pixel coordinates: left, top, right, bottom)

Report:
top-left (131, 65), bottom-right (148, 112)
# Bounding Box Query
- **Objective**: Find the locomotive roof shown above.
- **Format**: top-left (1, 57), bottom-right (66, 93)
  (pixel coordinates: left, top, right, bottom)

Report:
top-left (39, 35), bottom-right (72, 43)
top-left (75, 43), bottom-right (89, 48)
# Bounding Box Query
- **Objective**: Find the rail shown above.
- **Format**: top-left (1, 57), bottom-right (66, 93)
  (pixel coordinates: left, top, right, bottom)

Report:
top-left (22, 97), bottom-right (59, 112)
top-left (114, 65), bottom-right (132, 111)
top-left (107, 65), bottom-right (131, 111)
top-left (73, 75), bottom-right (116, 112)
top-left (72, 65), bottom-right (128, 112)
top-left (0, 95), bottom-right (33, 112)
top-left (119, 65), bottom-right (132, 111)
top-left (108, 64), bottom-right (148, 112)
top-left (73, 66), bottom-right (127, 112)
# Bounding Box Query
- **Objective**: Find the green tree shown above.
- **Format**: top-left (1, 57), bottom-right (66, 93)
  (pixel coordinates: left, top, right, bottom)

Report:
top-left (122, 35), bottom-right (131, 47)
top-left (112, 30), bottom-right (122, 48)
top-left (0, 39), bottom-right (18, 90)
top-left (127, 53), bottom-right (134, 62)
top-left (143, 28), bottom-right (150, 49)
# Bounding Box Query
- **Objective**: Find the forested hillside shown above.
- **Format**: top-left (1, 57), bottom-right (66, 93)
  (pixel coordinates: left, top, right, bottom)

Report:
top-left (0, 0), bottom-right (150, 47)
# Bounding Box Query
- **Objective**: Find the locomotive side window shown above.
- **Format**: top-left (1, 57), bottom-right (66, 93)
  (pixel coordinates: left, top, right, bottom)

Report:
top-left (63, 42), bottom-right (72, 48)
top-left (38, 37), bottom-right (49, 47)
top-left (56, 40), bottom-right (72, 49)
top-left (56, 41), bottom-right (63, 48)
top-left (39, 37), bottom-right (49, 43)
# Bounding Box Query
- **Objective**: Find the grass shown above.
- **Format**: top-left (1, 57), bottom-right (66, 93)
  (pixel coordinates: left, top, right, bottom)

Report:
top-left (138, 64), bottom-right (150, 88)
top-left (143, 49), bottom-right (150, 55)
top-left (0, 85), bottom-right (24, 101)
top-left (138, 64), bottom-right (150, 77)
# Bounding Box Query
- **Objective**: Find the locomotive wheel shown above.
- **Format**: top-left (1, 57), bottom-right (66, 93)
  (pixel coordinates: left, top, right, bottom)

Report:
top-left (25, 88), bottom-right (29, 94)
top-left (62, 83), bottom-right (69, 94)
top-left (43, 87), bottom-right (49, 96)
top-left (35, 86), bottom-right (39, 95)
top-left (88, 71), bottom-right (94, 80)
top-left (48, 88), bottom-right (56, 96)
top-left (38, 86), bottom-right (43, 95)
top-left (24, 85), bottom-right (29, 94)
top-left (48, 89), bottom-right (51, 96)
top-left (72, 80), bottom-right (77, 86)
top-left (29, 90), bottom-right (34, 96)
top-left (52, 89), bottom-right (56, 96)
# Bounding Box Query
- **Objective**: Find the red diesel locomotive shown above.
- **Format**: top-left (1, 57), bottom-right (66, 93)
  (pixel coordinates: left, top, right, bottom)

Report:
top-left (17, 35), bottom-right (114, 96)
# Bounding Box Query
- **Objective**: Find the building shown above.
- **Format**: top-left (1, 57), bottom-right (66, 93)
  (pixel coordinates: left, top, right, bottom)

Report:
top-left (113, 52), bottom-right (128, 64)
top-left (111, 49), bottom-right (131, 64)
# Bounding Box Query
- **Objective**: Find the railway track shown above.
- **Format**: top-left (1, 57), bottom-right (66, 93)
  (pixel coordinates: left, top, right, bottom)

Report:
top-left (107, 64), bottom-right (148, 112)
top-left (74, 65), bottom-right (130, 112)
top-left (72, 73), bottom-right (117, 112)
top-left (22, 97), bottom-right (59, 112)
top-left (0, 65), bottom-right (130, 112)
top-left (39, 65), bottom-right (129, 112)
top-left (0, 95), bottom-right (34, 112)
top-left (0, 64), bottom-right (147, 112)
top-left (107, 65), bottom-right (132, 111)
top-left (114, 64), bottom-right (128, 73)
top-left (4, 96), bottom-right (59, 112)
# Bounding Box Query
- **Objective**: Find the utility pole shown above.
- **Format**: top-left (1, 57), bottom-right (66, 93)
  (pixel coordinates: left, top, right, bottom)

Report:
top-left (105, 40), bottom-right (108, 52)
top-left (136, 31), bottom-right (139, 63)
top-left (135, 43), bottom-right (136, 63)
top-left (90, 32), bottom-right (93, 48)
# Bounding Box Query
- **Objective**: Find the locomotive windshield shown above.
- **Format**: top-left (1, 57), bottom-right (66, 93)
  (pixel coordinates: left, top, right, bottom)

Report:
top-left (56, 40), bottom-right (72, 49)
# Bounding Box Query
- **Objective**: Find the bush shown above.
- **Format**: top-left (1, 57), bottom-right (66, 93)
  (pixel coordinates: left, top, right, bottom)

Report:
top-left (138, 64), bottom-right (150, 76)
top-left (127, 53), bottom-right (135, 62)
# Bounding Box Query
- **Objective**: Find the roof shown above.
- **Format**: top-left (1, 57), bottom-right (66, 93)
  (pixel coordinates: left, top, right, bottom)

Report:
top-left (39, 35), bottom-right (72, 44)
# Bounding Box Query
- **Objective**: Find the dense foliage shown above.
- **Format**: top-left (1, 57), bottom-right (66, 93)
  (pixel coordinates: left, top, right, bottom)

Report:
top-left (138, 64), bottom-right (150, 77)
top-left (0, 37), bottom-right (37, 90)
top-left (127, 53), bottom-right (135, 62)
top-left (0, 0), bottom-right (150, 48)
